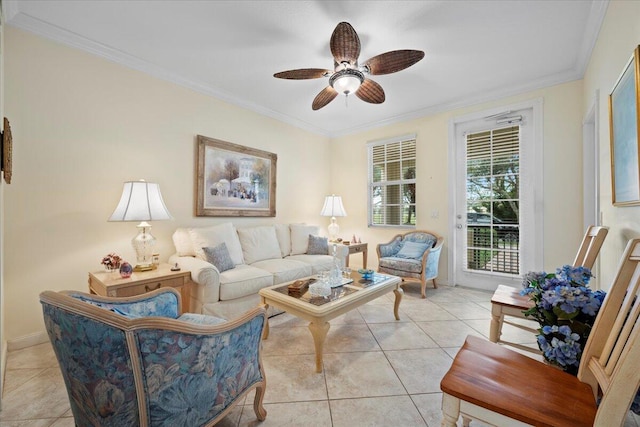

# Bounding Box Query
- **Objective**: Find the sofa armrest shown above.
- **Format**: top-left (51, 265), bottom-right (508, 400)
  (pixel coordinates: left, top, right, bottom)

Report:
top-left (132, 306), bottom-right (267, 425)
top-left (422, 237), bottom-right (444, 280)
top-left (377, 236), bottom-right (403, 259)
top-left (169, 254), bottom-right (221, 313)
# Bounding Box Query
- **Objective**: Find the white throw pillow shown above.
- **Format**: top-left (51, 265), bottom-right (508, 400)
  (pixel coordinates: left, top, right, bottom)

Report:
top-left (189, 222), bottom-right (244, 265)
top-left (172, 228), bottom-right (195, 257)
top-left (290, 224), bottom-right (319, 255)
top-left (237, 226), bottom-right (282, 264)
top-left (274, 224), bottom-right (292, 258)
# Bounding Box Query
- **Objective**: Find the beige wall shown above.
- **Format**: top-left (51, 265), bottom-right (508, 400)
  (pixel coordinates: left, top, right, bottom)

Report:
top-left (331, 81), bottom-right (585, 280)
top-left (583, 0), bottom-right (640, 290)
top-left (4, 27), bottom-right (331, 341)
top-left (4, 21), bottom-right (594, 342)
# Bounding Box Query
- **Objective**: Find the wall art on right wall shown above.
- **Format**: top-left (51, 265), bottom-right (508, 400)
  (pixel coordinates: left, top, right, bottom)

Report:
top-left (609, 45), bottom-right (640, 206)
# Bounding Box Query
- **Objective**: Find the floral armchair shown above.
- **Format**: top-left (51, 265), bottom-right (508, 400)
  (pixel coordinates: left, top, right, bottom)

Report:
top-left (39, 288), bottom-right (267, 426)
top-left (376, 230), bottom-right (444, 298)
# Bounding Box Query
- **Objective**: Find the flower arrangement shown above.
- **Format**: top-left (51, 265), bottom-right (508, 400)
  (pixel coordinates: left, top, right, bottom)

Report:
top-left (521, 265), bottom-right (606, 375)
top-left (101, 252), bottom-right (122, 271)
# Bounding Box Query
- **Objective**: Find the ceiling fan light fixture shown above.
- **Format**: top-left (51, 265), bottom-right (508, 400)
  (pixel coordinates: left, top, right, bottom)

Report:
top-left (329, 69), bottom-right (364, 95)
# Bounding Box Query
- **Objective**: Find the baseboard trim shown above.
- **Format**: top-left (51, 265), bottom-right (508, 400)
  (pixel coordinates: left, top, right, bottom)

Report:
top-left (7, 332), bottom-right (49, 351)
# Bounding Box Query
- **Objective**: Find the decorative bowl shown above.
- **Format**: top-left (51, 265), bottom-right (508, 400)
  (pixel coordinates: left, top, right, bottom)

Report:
top-left (358, 268), bottom-right (375, 280)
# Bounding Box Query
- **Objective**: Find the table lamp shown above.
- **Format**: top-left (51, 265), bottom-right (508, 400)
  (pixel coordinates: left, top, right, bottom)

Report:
top-left (320, 194), bottom-right (347, 241)
top-left (108, 180), bottom-right (172, 271)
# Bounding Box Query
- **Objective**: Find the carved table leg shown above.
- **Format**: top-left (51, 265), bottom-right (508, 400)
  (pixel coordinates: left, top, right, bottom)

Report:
top-left (393, 287), bottom-right (404, 320)
top-left (308, 320), bottom-right (330, 373)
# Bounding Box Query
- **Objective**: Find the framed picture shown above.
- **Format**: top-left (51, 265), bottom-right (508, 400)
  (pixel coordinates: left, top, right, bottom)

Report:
top-left (609, 45), bottom-right (640, 206)
top-left (196, 135), bottom-right (277, 217)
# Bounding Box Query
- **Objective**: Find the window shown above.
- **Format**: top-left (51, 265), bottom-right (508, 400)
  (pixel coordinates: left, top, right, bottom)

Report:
top-left (367, 134), bottom-right (416, 227)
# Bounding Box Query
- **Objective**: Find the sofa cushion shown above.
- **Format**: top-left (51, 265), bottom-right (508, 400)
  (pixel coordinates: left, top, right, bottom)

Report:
top-left (287, 254), bottom-right (334, 274)
top-left (290, 224), bottom-right (319, 255)
top-left (178, 313), bottom-right (227, 325)
top-left (237, 226), bottom-right (282, 264)
top-left (307, 235), bottom-right (329, 255)
top-left (202, 243), bottom-right (235, 273)
top-left (218, 264), bottom-right (273, 300)
top-left (173, 228), bottom-right (196, 257)
top-left (274, 224), bottom-right (293, 258)
top-left (251, 258), bottom-right (312, 284)
top-left (396, 241), bottom-right (430, 259)
top-left (379, 256), bottom-right (423, 274)
top-left (189, 222), bottom-right (244, 265)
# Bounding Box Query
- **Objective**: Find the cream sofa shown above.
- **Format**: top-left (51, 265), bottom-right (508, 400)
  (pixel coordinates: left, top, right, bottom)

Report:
top-left (169, 222), bottom-right (348, 319)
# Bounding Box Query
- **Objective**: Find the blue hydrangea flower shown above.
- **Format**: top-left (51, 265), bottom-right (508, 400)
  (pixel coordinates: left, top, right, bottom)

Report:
top-left (523, 265), bottom-right (606, 374)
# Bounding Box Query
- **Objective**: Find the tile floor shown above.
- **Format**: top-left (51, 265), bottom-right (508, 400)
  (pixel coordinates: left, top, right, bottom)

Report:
top-left (3, 284), bottom-right (640, 426)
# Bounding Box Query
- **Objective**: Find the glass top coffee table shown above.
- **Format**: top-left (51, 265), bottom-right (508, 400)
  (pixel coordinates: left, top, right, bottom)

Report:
top-left (259, 272), bottom-right (403, 373)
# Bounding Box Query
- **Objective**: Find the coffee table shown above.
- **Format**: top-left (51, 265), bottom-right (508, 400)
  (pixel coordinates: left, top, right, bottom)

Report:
top-left (259, 272), bottom-right (403, 373)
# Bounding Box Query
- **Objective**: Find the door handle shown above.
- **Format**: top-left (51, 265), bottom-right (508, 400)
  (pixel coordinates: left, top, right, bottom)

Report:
top-left (456, 224), bottom-right (463, 229)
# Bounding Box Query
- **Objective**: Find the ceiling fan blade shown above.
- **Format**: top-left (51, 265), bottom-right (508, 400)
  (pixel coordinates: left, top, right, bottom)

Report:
top-left (312, 86), bottom-right (338, 110)
top-left (355, 79), bottom-right (385, 104)
top-left (363, 50), bottom-right (425, 75)
top-left (330, 22), bottom-right (361, 65)
top-left (273, 68), bottom-right (331, 80)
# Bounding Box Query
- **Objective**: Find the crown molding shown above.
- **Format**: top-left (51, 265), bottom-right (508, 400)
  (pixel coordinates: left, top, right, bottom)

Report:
top-left (5, 9), bottom-right (332, 137)
top-left (328, 68), bottom-right (581, 138)
top-left (4, 2), bottom-right (606, 139)
top-left (573, 0), bottom-right (609, 76)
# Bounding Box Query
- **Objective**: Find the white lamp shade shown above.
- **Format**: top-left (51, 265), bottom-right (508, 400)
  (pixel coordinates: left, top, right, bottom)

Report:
top-left (109, 180), bottom-right (172, 222)
top-left (320, 195), bottom-right (347, 217)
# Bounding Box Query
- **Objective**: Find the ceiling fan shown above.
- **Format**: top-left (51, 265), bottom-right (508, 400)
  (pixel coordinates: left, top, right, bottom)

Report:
top-left (274, 22), bottom-right (425, 110)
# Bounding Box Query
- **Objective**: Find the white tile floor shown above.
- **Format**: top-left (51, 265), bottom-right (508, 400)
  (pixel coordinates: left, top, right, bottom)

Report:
top-left (3, 284), bottom-right (640, 426)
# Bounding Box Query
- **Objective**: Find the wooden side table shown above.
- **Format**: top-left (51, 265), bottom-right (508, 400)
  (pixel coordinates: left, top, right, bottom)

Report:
top-left (344, 242), bottom-right (368, 269)
top-left (88, 263), bottom-right (192, 313)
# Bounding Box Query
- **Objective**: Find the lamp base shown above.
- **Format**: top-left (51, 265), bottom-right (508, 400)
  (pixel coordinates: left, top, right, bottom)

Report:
top-left (132, 221), bottom-right (157, 271)
top-left (328, 217), bottom-right (340, 241)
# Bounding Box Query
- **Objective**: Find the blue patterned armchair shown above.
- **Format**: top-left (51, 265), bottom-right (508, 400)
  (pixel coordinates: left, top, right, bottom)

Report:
top-left (376, 230), bottom-right (444, 298)
top-left (40, 288), bottom-right (267, 426)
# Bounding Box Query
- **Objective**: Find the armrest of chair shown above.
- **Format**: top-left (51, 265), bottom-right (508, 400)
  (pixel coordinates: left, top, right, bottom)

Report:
top-left (132, 306), bottom-right (267, 424)
top-left (64, 288), bottom-right (181, 319)
top-left (169, 254), bottom-right (222, 312)
top-left (377, 235), bottom-right (403, 259)
top-left (422, 237), bottom-right (444, 280)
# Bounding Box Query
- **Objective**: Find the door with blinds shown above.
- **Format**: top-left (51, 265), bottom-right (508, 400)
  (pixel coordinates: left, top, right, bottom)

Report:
top-left (452, 104), bottom-right (541, 290)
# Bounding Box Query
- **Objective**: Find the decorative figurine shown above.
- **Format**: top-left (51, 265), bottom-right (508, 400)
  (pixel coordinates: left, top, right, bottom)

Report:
top-left (119, 262), bottom-right (133, 278)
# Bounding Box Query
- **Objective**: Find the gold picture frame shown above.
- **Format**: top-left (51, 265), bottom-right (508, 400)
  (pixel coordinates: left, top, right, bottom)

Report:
top-left (196, 135), bottom-right (277, 217)
top-left (2, 117), bottom-right (12, 184)
top-left (609, 45), bottom-right (640, 206)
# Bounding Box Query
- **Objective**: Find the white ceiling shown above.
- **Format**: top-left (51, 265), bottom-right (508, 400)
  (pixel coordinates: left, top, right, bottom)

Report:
top-left (3, 0), bottom-right (608, 137)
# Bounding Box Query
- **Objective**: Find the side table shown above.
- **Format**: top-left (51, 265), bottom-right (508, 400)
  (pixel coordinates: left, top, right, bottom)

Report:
top-left (344, 242), bottom-right (368, 269)
top-left (88, 263), bottom-right (192, 313)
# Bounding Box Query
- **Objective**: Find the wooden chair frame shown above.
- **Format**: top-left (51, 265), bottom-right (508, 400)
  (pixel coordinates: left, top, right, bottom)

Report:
top-left (489, 225), bottom-right (608, 351)
top-left (441, 237), bottom-right (640, 427)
